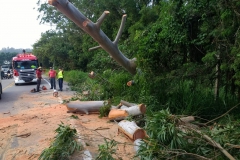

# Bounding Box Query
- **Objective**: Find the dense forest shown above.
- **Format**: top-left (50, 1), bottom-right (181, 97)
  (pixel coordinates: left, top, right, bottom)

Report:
top-left (22, 0), bottom-right (240, 159)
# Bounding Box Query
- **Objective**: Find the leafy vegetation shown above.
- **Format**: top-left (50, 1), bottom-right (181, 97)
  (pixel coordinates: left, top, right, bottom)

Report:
top-left (99, 101), bottom-right (112, 118)
top-left (96, 139), bottom-right (119, 160)
top-left (38, 122), bottom-right (82, 160)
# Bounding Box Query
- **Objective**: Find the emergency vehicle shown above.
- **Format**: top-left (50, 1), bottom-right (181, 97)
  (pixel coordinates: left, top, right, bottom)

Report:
top-left (12, 52), bottom-right (39, 85)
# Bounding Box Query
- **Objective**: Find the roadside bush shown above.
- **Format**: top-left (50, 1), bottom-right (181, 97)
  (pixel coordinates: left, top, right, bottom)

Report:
top-left (63, 70), bottom-right (88, 92)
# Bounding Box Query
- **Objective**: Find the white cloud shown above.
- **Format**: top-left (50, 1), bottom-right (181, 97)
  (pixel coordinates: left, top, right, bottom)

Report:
top-left (0, 0), bottom-right (53, 49)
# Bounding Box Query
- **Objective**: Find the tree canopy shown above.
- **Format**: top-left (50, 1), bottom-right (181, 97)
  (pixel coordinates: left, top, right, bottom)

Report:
top-left (34, 0), bottom-right (240, 98)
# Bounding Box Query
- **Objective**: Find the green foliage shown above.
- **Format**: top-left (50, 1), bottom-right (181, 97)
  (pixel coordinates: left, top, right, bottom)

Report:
top-left (137, 109), bottom-right (188, 159)
top-left (96, 139), bottom-right (120, 160)
top-left (70, 115), bottom-right (79, 119)
top-left (146, 109), bottom-right (187, 148)
top-left (62, 96), bottom-right (81, 104)
top-left (99, 101), bottom-right (111, 118)
top-left (63, 70), bottom-right (88, 91)
top-left (38, 122), bottom-right (82, 160)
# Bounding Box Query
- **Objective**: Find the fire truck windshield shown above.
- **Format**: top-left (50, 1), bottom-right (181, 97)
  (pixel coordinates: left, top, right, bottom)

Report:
top-left (13, 60), bottom-right (38, 70)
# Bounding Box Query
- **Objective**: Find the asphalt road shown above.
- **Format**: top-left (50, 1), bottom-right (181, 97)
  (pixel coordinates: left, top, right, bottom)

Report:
top-left (0, 78), bottom-right (51, 114)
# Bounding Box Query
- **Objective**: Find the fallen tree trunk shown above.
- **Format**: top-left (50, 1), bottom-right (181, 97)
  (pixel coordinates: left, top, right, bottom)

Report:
top-left (108, 104), bottom-right (146, 120)
top-left (118, 120), bottom-right (147, 141)
top-left (122, 104), bottom-right (146, 116)
top-left (66, 100), bottom-right (105, 114)
top-left (108, 109), bottom-right (129, 120)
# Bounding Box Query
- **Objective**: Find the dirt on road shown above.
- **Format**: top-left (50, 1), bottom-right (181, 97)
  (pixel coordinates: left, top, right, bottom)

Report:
top-left (0, 89), bottom-right (136, 160)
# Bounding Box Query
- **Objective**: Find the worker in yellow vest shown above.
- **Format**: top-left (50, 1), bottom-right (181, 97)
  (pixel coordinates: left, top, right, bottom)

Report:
top-left (57, 68), bottom-right (64, 91)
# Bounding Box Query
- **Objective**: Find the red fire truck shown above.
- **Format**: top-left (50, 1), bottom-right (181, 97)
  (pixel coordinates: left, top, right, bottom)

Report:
top-left (12, 52), bottom-right (39, 85)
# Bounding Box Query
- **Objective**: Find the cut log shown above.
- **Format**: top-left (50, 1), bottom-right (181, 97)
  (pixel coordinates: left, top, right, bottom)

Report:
top-left (108, 104), bottom-right (146, 120)
top-left (118, 120), bottom-right (147, 141)
top-left (108, 109), bottom-right (128, 120)
top-left (66, 100), bottom-right (105, 114)
top-left (122, 104), bottom-right (146, 116)
top-left (120, 105), bottom-right (128, 109)
top-left (120, 100), bottom-right (136, 107)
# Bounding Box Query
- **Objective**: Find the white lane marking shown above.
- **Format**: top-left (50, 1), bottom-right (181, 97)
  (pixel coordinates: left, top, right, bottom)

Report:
top-left (43, 78), bottom-right (51, 86)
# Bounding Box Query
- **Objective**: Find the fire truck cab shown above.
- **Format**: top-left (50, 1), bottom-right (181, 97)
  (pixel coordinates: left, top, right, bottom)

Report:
top-left (12, 53), bottom-right (39, 85)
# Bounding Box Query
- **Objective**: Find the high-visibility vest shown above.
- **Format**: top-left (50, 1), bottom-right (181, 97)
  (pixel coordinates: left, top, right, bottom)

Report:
top-left (31, 65), bottom-right (36, 69)
top-left (58, 71), bottom-right (63, 78)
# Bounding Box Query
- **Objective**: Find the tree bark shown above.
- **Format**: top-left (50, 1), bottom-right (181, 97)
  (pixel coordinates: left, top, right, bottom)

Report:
top-left (48, 0), bottom-right (137, 74)
top-left (66, 100), bottom-right (105, 114)
top-left (214, 53), bottom-right (220, 100)
top-left (120, 100), bottom-right (136, 107)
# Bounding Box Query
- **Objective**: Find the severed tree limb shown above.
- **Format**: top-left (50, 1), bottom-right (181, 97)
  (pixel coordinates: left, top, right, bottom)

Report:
top-left (120, 100), bottom-right (136, 107)
top-left (226, 143), bottom-right (240, 149)
top-left (48, 0), bottom-right (137, 74)
top-left (182, 126), bottom-right (236, 160)
top-left (225, 143), bottom-right (240, 149)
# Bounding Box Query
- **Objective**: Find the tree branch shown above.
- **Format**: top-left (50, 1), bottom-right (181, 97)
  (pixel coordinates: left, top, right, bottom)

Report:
top-left (183, 126), bottom-right (236, 160)
top-left (96, 11), bottom-right (110, 29)
top-left (113, 14), bottom-right (127, 45)
top-left (48, 0), bottom-right (137, 74)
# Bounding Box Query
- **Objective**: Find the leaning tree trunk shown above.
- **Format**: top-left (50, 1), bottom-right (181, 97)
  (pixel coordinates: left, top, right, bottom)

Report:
top-left (48, 0), bottom-right (137, 75)
top-left (214, 54), bottom-right (220, 101)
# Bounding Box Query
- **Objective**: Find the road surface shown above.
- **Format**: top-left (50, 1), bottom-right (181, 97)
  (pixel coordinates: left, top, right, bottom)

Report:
top-left (0, 78), bottom-right (50, 114)
top-left (0, 78), bottom-right (79, 160)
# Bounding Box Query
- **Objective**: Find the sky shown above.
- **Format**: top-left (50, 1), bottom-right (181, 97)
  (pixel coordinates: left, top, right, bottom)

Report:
top-left (0, 0), bottom-right (53, 49)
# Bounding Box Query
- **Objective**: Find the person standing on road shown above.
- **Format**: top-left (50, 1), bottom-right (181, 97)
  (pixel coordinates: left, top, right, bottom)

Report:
top-left (57, 68), bottom-right (64, 91)
top-left (48, 67), bottom-right (57, 89)
top-left (36, 67), bottom-right (42, 92)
